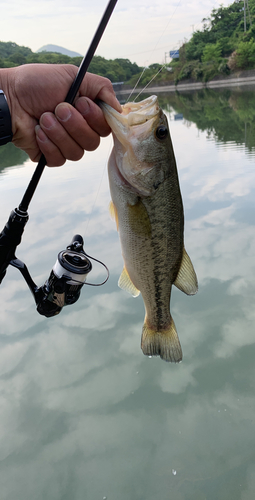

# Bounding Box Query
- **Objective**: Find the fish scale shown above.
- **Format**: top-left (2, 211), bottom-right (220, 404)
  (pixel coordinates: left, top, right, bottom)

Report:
top-left (100, 95), bottom-right (198, 362)
top-left (141, 181), bottom-right (183, 329)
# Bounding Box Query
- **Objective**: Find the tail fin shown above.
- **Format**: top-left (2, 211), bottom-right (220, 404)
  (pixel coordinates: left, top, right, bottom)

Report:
top-left (141, 317), bottom-right (182, 363)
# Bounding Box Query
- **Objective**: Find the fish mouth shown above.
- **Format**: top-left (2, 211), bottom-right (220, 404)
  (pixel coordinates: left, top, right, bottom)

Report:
top-left (99, 95), bottom-right (160, 138)
top-left (120, 95), bottom-right (160, 126)
top-left (100, 95), bottom-right (162, 196)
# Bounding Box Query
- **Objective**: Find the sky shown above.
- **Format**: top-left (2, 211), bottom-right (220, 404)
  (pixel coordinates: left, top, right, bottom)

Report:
top-left (2, 0), bottom-right (233, 66)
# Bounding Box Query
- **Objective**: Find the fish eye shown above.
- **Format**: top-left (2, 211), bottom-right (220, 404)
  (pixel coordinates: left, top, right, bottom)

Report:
top-left (155, 126), bottom-right (168, 140)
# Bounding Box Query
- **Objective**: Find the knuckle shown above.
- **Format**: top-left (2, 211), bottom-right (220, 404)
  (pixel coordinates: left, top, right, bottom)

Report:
top-left (101, 76), bottom-right (113, 88)
top-left (30, 151), bottom-right (42, 162)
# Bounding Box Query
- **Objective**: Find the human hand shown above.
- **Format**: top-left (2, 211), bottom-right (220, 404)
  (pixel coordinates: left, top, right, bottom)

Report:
top-left (0, 64), bottom-right (121, 166)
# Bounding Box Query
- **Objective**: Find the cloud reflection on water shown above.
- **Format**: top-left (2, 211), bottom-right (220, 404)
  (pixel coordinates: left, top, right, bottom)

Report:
top-left (0, 90), bottom-right (255, 499)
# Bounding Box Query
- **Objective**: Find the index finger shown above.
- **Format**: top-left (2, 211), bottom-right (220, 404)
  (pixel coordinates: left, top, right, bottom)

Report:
top-left (78, 73), bottom-right (122, 112)
top-left (74, 97), bottom-right (111, 137)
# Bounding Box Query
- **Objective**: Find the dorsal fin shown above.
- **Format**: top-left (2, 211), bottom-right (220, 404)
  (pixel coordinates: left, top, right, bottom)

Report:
top-left (173, 247), bottom-right (198, 295)
top-left (118, 266), bottom-right (140, 297)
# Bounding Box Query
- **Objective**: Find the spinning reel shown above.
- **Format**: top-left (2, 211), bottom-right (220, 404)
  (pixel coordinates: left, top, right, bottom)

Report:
top-left (0, 208), bottom-right (108, 317)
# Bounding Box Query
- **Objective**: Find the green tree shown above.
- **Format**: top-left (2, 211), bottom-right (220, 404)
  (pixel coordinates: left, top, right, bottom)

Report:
top-left (7, 52), bottom-right (27, 65)
top-left (185, 28), bottom-right (214, 61)
top-left (0, 41), bottom-right (32, 58)
top-left (114, 58), bottom-right (141, 79)
top-left (236, 39), bottom-right (255, 68)
top-left (202, 43), bottom-right (222, 64)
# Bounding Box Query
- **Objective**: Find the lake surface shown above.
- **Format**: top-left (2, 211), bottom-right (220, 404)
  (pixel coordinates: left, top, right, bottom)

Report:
top-left (0, 86), bottom-right (255, 500)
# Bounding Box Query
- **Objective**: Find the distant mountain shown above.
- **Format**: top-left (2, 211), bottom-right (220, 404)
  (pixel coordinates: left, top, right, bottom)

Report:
top-left (36, 44), bottom-right (82, 58)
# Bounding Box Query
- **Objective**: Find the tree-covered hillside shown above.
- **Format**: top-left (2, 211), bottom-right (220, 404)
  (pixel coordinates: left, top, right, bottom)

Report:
top-left (2, 1), bottom-right (255, 90)
top-left (128, 0), bottom-right (255, 87)
top-left (171, 0), bottom-right (255, 83)
top-left (0, 41), bottom-right (142, 83)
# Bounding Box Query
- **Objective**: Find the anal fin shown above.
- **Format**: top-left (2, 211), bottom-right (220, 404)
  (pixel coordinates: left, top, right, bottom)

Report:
top-left (118, 266), bottom-right (140, 297)
top-left (174, 247), bottom-right (198, 295)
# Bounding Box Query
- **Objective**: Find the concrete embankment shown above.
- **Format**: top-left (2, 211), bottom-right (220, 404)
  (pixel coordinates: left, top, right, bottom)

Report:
top-left (116, 69), bottom-right (255, 95)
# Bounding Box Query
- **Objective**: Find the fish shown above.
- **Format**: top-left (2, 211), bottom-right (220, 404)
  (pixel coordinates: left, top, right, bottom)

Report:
top-left (100, 95), bottom-right (198, 362)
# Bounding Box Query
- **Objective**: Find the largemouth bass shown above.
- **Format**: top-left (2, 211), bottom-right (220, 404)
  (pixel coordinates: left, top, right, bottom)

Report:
top-left (100, 95), bottom-right (198, 362)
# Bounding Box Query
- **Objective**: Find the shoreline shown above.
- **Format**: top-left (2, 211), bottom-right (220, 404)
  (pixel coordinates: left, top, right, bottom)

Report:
top-left (116, 69), bottom-right (255, 95)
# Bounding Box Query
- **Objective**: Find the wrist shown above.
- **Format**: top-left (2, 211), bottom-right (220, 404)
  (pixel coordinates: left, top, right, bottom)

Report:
top-left (0, 90), bottom-right (12, 145)
top-left (0, 68), bottom-right (17, 144)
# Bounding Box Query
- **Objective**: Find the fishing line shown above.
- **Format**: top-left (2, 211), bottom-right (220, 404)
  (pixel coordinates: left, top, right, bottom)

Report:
top-left (19, 0), bottom-right (118, 213)
top-left (84, 135), bottom-right (113, 237)
top-left (191, 0), bottom-right (231, 33)
top-left (133, 64), bottom-right (168, 102)
top-left (126, 0), bottom-right (232, 102)
top-left (126, 0), bottom-right (182, 103)
top-left (121, 43), bottom-right (183, 60)
top-left (126, 66), bottom-right (149, 102)
top-left (152, 0), bottom-right (182, 54)
top-left (84, 158), bottom-right (108, 235)
top-left (132, 45), bottom-right (179, 101)
top-left (62, 252), bottom-right (110, 286)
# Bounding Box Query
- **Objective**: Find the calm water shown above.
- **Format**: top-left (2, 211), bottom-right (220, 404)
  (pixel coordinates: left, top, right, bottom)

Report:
top-left (1, 87), bottom-right (255, 500)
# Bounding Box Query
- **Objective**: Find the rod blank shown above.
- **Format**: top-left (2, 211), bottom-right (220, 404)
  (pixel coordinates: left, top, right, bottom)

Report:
top-left (19, 0), bottom-right (118, 212)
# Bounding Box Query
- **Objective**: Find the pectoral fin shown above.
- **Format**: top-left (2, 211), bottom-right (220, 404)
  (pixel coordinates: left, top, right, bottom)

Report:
top-left (109, 200), bottom-right (119, 230)
top-left (174, 248), bottom-right (198, 295)
top-left (118, 266), bottom-right (140, 297)
top-left (127, 199), bottom-right (151, 238)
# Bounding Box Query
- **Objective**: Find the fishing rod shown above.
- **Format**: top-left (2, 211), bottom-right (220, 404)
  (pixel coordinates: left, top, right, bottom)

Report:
top-left (0, 0), bottom-right (118, 317)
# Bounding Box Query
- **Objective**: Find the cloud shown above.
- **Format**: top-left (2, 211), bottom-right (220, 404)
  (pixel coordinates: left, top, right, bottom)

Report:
top-left (1, 0), bottom-right (231, 65)
top-left (1, 86), bottom-right (255, 499)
